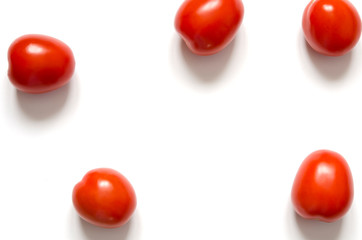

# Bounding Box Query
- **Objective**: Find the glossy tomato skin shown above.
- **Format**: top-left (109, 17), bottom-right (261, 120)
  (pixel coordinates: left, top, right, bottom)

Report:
top-left (175, 0), bottom-right (244, 56)
top-left (302, 0), bottom-right (361, 56)
top-left (8, 34), bottom-right (75, 94)
top-left (291, 150), bottom-right (353, 222)
top-left (72, 168), bottom-right (137, 228)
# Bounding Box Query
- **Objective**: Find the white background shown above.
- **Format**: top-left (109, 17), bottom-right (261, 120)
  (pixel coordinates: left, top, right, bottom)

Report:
top-left (0, 0), bottom-right (361, 239)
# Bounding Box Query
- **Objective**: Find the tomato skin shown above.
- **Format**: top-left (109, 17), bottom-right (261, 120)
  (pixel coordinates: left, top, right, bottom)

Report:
top-left (302, 0), bottom-right (361, 56)
top-left (291, 150), bottom-right (353, 222)
top-left (72, 168), bottom-right (137, 228)
top-left (175, 0), bottom-right (244, 56)
top-left (8, 34), bottom-right (75, 94)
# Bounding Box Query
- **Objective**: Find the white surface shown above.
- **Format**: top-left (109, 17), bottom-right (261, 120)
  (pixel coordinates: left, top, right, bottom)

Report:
top-left (0, 0), bottom-right (362, 239)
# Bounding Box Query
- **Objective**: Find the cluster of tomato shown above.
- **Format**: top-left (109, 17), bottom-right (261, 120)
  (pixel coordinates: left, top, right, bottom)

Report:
top-left (4, 0), bottom-right (359, 229)
top-left (175, 0), bottom-right (361, 56)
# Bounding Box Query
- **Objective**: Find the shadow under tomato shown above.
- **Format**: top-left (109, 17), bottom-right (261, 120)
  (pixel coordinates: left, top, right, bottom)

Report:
top-left (304, 39), bottom-right (352, 81)
top-left (79, 217), bottom-right (132, 240)
top-left (179, 36), bottom-right (236, 84)
top-left (294, 211), bottom-right (343, 240)
top-left (16, 77), bottom-right (74, 120)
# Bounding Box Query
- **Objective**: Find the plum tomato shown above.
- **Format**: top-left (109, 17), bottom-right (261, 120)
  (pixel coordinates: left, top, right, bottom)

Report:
top-left (302, 0), bottom-right (361, 56)
top-left (175, 0), bottom-right (244, 56)
top-left (72, 168), bottom-right (137, 228)
top-left (291, 150), bottom-right (354, 222)
top-left (8, 34), bottom-right (75, 94)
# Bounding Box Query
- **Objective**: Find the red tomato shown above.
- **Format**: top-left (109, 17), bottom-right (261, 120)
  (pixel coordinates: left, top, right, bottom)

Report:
top-left (8, 34), bottom-right (75, 94)
top-left (72, 168), bottom-right (137, 228)
top-left (291, 150), bottom-right (354, 222)
top-left (175, 0), bottom-right (244, 56)
top-left (302, 0), bottom-right (361, 56)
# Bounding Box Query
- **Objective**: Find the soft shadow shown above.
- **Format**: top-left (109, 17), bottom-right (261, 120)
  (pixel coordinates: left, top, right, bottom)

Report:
top-left (304, 40), bottom-right (352, 81)
top-left (180, 37), bottom-right (236, 83)
top-left (16, 79), bottom-right (73, 120)
top-left (294, 212), bottom-right (343, 240)
top-left (80, 217), bottom-right (131, 240)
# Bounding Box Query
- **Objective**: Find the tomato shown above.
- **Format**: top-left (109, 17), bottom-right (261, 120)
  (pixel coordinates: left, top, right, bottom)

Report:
top-left (302, 0), bottom-right (361, 56)
top-left (291, 150), bottom-right (353, 222)
top-left (8, 34), bottom-right (75, 94)
top-left (175, 0), bottom-right (244, 56)
top-left (72, 168), bottom-right (137, 228)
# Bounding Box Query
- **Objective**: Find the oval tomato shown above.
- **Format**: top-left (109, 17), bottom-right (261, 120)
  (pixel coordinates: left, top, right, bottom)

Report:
top-left (291, 150), bottom-right (354, 222)
top-left (72, 168), bottom-right (137, 228)
top-left (175, 0), bottom-right (244, 56)
top-left (302, 0), bottom-right (361, 56)
top-left (8, 34), bottom-right (75, 94)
